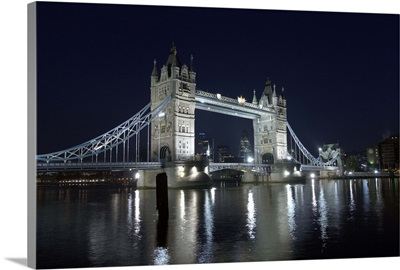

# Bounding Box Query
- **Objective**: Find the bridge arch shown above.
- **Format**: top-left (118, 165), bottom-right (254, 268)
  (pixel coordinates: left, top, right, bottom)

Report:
top-left (262, 153), bottom-right (274, 164)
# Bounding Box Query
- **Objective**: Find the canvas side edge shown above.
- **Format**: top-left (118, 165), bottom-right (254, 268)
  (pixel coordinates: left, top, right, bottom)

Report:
top-left (27, 2), bottom-right (37, 269)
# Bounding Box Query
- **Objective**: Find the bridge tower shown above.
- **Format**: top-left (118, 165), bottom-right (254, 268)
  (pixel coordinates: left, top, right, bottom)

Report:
top-left (150, 45), bottom-right (196, 162)
top-left (253, 79), bottom-right (287, 164)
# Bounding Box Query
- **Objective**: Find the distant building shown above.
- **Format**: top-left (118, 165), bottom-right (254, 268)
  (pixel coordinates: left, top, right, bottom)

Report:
top-left (366, 145), bottom-right (379, 171)
top-left (195, 132), bottom-right (214, 161)
top-left (378, 135), bottom-right (399, 172)
top-left (238, 130), bottom-right (253, 162)
top-left (343, 150), bottom-right (367, 172)
top-left (216, 145), bottom-right (236, 163)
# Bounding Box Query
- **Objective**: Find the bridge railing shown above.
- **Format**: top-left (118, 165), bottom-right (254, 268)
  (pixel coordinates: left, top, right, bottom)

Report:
top-left (300, 165), bottom-right (340, 171)
top-left (209, 162), bottom-right (271, 174)
top-left (37, 162), bottom-right (163, 171)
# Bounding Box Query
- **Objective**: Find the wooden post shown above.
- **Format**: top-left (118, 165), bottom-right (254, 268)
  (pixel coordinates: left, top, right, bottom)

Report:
top-left (156, 172), bottom-right (169, 220)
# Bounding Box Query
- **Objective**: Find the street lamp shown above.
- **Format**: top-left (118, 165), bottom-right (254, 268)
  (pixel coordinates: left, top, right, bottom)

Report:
top-left (157, 111), bottom-right (164, 162)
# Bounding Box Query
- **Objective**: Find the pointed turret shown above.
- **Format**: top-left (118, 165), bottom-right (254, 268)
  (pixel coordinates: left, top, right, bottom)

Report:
top-left (151, 59), bottom-right (158, 77)
top-left (151, 59), bottom-right (159, 86)
top-left (252, 90), bottom-right (258, 104)
top-left (259, 78), bottom-right (273, 107)
top-left (189, 54), bottom-right (196, 83)
top-left (165, 43), bottom-right (182, 77)
top-left (189, 54), bottom-right (195, 72)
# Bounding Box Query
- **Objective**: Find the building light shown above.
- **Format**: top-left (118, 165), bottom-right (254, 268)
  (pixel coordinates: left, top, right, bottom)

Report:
top-left (191, 166), bottom-right (198, 175)
top-left (238, 95), bottom-right (246, 105)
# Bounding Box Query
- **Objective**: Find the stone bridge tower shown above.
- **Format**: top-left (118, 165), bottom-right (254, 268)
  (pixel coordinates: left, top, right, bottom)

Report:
top-left (253, 79), bottom-right (287, 164)
top-left (150, 45), bottom-right (196, 162)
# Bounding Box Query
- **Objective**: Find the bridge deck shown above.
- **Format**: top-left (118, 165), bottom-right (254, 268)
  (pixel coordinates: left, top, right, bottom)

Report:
top-left (301, 165), bottom-right (340, 171)
top-left (37, 162), bottom-right (162, 172)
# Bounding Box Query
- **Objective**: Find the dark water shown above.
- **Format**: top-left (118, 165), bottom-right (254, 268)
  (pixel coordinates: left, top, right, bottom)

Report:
top-left (36, 178), bottom-right (399, 269)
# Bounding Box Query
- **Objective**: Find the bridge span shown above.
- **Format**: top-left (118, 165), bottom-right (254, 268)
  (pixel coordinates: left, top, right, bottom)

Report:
top-left (36, 45), bottom-right (343, 187)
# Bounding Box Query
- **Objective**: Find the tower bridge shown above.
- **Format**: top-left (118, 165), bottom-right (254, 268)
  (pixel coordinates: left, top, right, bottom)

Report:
top-left (37, 45), bottom-right (342, 187)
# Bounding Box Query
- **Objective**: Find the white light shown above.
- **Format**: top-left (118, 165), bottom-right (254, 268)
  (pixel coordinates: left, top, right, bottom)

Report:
top-left (287, 156), bottom-right (292, 160)
top-left (247, 157), bottom-right (254, 163)
top-left (216, 93), bottom-right (221, 99)
top-left (191, 166), bottom-right (198, 175)
top-left (284, 170), bottom-right (290, 177)
top-left (310, 173), bottom-right (315, 178)
top-left (158, 112), bottom-right (165, 117)
top-left (374, 170), bottom-right (378, 173)
top-left (94, 145), bottom-right (103, 151)
top-left (135, 172), bottom-right (140, 179)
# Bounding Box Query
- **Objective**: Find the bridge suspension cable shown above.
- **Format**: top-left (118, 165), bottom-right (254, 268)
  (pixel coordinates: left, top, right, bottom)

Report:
top-left (286, 122), bottom-right (340, 166)
top-left (37, 96), bottom-right (172, 163)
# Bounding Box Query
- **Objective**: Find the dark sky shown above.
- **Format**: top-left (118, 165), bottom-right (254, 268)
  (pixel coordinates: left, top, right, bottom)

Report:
top-left (36, 2), bottom-right (399, 157)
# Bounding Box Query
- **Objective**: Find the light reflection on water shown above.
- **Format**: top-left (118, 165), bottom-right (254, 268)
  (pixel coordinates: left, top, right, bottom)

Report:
top-left (286, 185), bottom-right (296, 240)
top-left (246, 189), bottom-right (256, 240)
top-left (36, 178), bottom-right (399, 269)
top-left (153, 247), bottom-right (170, 265)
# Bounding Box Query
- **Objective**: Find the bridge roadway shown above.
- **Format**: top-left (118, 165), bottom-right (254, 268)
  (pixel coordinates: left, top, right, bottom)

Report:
top-left (37, 161), bottom-right (336, 174)
top-left (36, 162), bottom-right (163, 172)
top-left (208, 162), bottom-right (271, 174)
top-left (37, 161), bottom-right (272, 173)
top-left (300, 165), bottom-right (340, 171)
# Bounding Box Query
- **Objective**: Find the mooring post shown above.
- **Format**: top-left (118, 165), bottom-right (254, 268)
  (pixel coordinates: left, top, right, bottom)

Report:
top-left (156, 172), bottom-right (169, 220)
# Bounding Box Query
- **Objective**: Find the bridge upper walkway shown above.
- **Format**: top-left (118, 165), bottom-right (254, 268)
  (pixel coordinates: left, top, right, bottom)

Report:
top-left (195, 90), bottom-right (275, 119)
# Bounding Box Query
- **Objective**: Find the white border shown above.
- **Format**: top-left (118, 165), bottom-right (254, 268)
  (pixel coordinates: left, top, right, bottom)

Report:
top-left (0, 1), bottom-right (399, 270)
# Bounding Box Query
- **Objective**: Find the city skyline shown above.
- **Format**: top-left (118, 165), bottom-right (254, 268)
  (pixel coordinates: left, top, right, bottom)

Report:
top-left (36, 3), bottom-right (399, 158)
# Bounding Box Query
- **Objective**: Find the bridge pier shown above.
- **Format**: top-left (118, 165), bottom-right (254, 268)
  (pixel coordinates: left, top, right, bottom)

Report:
top-left (242, 172), bottom-right (269, 183)
top-left (269, 163), bottom-right (305, 183)
top-left (319, 169), bottom-right (341, 179)
top-left (137, 161), bottom-right (212, 188)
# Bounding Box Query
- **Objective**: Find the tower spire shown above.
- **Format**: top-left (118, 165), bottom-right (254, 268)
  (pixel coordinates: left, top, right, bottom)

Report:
top-left (252, 89), bottom-right (258, 104)
top-left (189, 54), bottom-right (195, 72)
top-left (151, 59), bottom-right (158, 77)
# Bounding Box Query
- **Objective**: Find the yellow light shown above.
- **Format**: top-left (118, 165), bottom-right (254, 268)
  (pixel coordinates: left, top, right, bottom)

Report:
top-left (237, 95), bottom-right (246, 105)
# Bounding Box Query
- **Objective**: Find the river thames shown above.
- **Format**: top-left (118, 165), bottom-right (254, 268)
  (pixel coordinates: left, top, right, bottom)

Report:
top-left (36, 178), bottom-right (399, 269)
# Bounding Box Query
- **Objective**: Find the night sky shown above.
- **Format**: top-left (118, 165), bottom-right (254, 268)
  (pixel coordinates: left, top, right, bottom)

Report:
top-left (36, 2), bottom-right (399, 157)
